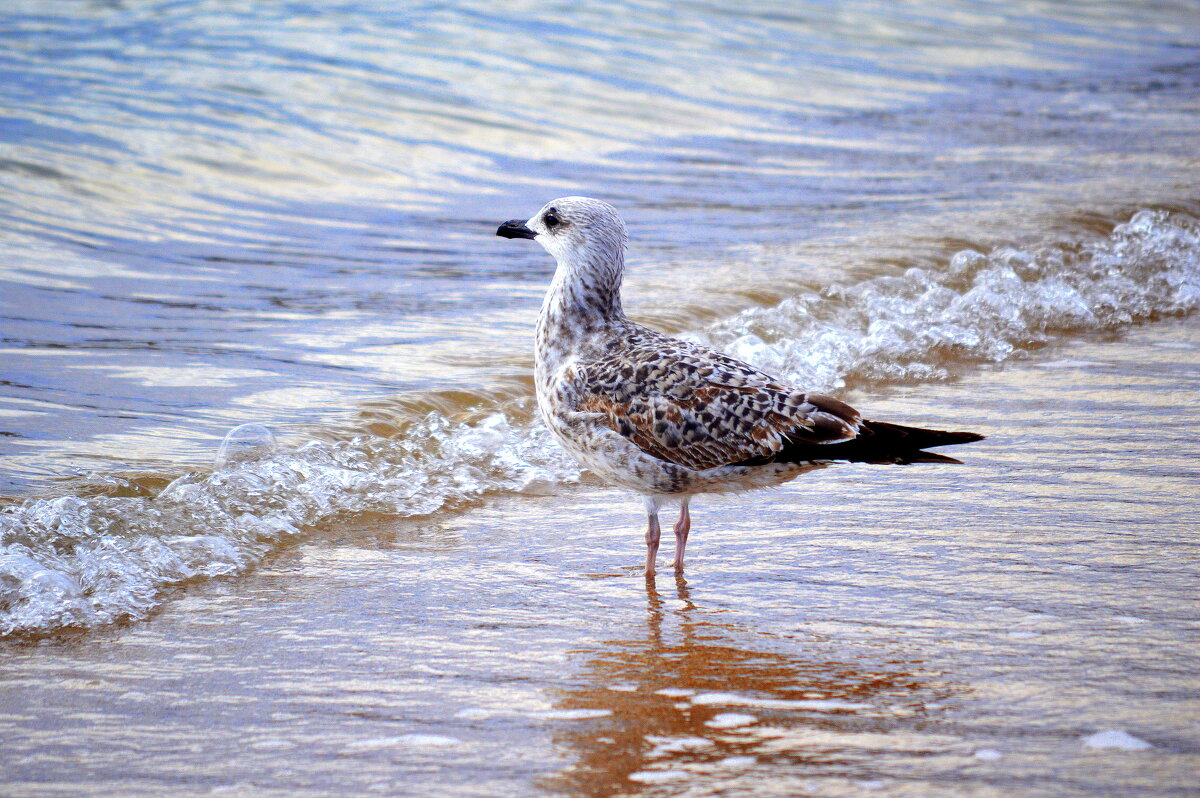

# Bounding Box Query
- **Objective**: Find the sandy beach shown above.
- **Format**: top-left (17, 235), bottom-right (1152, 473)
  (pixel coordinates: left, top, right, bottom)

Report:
top-left (3, 316), bottom-right (1196, 797)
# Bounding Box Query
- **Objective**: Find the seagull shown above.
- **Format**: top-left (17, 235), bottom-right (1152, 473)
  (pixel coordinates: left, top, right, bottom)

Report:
top-left (497, 197), bottom-right (983, 576)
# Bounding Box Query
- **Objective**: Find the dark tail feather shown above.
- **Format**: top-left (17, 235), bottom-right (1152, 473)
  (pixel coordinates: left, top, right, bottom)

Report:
top-left (768, 420), bottom-right (984, 466)
top-left (905, 450), bottom-right (966, 465)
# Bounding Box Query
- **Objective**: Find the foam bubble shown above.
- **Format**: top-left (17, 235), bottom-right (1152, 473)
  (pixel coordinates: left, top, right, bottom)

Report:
top-left (215, 423), bottom-right (277, 466)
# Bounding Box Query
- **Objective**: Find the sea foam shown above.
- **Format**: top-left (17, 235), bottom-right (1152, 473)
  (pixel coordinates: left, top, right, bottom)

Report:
top-left (699, 210), bottom-right (1200, 391)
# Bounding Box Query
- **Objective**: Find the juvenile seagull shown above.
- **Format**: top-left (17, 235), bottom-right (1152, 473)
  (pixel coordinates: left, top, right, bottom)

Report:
top-left (498, 197), bottom-right (982, 576)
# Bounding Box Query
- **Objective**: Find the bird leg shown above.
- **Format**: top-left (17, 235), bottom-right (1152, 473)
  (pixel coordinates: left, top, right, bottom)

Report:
top-left (671, 498), bottom-right (691, 572)
top-left (644, 511), bottom-right (661, 577)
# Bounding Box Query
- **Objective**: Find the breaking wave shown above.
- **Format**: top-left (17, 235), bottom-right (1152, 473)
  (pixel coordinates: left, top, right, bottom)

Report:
top-left (2, 209), bottom-right (1198, 636)
top-left (0, 416), bottom-right (580, 636)
top-left (703, 210), bottom-right (1200, 390)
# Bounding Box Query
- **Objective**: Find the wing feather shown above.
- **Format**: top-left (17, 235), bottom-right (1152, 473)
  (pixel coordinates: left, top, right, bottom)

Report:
top-left (572, 338), bottom-right (861, 471)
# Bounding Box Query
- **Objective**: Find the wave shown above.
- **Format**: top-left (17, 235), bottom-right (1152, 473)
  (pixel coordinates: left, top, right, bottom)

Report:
top-left (701, 209), bottom-right (1200, 391)
top-left (2, 208), bottom-right (1197, 637)
top-left (0, 415), bottom-right (580, 637)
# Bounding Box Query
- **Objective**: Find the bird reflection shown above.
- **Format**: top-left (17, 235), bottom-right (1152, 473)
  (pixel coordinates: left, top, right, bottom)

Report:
top-left (541, 576), bottom-right (942, 796)
top-left (643, 573), bottom-right (693, 649)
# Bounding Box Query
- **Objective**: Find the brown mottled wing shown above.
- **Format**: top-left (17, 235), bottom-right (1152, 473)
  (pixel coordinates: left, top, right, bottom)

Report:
top-left (573, 338), bottom-right (861, 471)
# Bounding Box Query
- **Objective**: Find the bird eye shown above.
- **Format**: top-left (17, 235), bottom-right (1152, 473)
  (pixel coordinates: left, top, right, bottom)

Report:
top-left (543, 208), bottom-right (560, 229)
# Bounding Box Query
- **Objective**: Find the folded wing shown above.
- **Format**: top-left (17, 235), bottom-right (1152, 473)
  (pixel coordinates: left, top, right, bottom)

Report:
top-left (572, 341), bottom-right (861, 471)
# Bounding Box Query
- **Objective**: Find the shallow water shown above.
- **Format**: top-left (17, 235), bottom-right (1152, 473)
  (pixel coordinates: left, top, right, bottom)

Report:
top-left (1, 321), bottom-right (1196, 796)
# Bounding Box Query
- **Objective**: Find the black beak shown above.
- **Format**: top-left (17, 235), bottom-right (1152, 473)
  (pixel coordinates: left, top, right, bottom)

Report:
top-left (496, 219), bottom-right (537, 240)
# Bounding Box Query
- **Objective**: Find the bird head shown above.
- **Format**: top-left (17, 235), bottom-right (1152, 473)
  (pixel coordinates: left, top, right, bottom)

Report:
top-left (497, 197), bottom-right (628, 270)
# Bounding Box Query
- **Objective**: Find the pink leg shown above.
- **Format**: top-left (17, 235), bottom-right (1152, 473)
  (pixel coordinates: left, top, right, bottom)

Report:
top-left (672, 498), bottom-right (691, 571)
top-left (645, 511), bottom-right (661, 577)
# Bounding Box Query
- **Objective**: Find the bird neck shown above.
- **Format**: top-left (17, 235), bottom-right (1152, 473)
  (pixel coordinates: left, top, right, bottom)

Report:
top-left (536, 247), bottom-right (626, 350)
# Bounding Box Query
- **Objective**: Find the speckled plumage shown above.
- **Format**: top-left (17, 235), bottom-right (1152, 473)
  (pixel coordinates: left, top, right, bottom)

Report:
top-left (497, 197), bottom-right (983, 575)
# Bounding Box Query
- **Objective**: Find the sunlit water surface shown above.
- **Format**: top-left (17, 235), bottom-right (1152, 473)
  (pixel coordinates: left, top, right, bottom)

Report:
top-left (2, 0), bottom-right (1198, 487)
top-left (1, 1), bottom-right (1199, 794)
top-left (1, 321), bottom-right (1196, 796)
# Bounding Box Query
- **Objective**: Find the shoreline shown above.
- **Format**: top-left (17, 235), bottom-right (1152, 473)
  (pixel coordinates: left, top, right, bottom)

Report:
top-left (0, 315), bottom-right (1197, 797)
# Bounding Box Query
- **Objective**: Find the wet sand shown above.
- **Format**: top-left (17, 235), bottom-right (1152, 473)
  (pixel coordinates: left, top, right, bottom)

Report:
top-left (2, 316), bottom-right (1197, 797)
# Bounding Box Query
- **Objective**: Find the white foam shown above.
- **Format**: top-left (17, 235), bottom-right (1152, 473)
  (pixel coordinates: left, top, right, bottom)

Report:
top-left (628, 769), bottom-right (691, 784)
top-left (344, 734), bottom-right (461, 751)
top-left (452, 708), bottom-right (495, 721)
top-left (689, 691), bottom-right (745, 705)
top-left (645, 736), bottom-right (714, 757)
top-left (1081, 729), bottom-right (1152, 750)
top-left (704, 713), bottom-right (757, 729)
top-left (699, 210), bottom-right (1200, 393)
top-left (0, 414), bottom-right (580, 636)
top-left (690, 692), bottom-right (870, 711)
